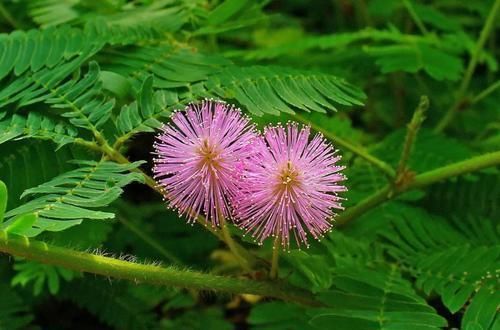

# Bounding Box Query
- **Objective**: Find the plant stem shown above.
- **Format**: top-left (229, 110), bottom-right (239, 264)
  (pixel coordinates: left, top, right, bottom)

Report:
top-left (0, 2), bottom-right (20, 29)
top-left (0, 230), bottom-right (320, 306)
top-left (292, 113), bottom-right (396, 179)
top-left (408, 150), bottom-right (500, 189)
top-left (403, 0), bottom-right (428, 35)
top-left (98, 141), bottom-right (256, 267)
top-left (336, 150), bottom-right (500, 226)
top-left (471, 79), bottom-right (500, 105)
top-left (395, 96), bottom-right (428, 183)
top-left (270, 237), bottom-right (280, 279)
top-left (118, 216), bottom-right (182, 265)
top-left (335, 186), bottom-right (391, 226)
top-left (434, 0), bottom-right (500, 132)
top-left (220, 219), bottom-right (252, 272)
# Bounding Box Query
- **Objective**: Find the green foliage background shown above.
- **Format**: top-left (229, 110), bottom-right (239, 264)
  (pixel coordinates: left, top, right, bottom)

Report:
top-left (0, 0), bottom-right (499, 329)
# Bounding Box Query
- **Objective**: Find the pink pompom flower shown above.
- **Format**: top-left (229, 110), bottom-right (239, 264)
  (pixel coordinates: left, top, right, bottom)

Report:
top-left (153, 100), bottom-right (259, 227)
top-left (233, 123), bottom-right (346, 249)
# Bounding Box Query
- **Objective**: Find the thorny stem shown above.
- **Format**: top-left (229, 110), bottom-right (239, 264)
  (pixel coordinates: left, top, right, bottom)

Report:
top-left (335, 150), bottom-right (500, 226)
top-left (0, 230), bottom-right (320, 306)
top-left (270, 237), bottom-right (280, 279)
top-left (434, 0), bottom-right (500, 132)
top-left (395, 96), bottom-right (429, 186)
top-left (292, 113), bottom-right (396, 179)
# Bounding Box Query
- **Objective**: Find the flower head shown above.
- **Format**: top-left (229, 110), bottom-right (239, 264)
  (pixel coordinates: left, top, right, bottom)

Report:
top-left (233, 123), bottom-right (346, 249)
top-left (153, 100), bottom-right (258, 227)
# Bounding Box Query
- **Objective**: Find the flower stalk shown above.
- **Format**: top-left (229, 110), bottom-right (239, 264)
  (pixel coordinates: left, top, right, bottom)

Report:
top-left (270, 236), bottom-right (280, 279)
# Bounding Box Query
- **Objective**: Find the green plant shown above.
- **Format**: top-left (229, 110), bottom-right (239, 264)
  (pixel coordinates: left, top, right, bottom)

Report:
top-left (0, 0), bottom-right (499, 329)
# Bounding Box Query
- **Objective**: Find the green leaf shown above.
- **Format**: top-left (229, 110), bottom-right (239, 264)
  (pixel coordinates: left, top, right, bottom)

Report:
top-left (105, 44), bottom-right (230, 89)
top-left (3, 213), bottom-right (37, 235)
top-left (423, 173), bottom-right (500, 221)
top-left (461, 286), bottom-right (500, 330)
top-left (0, 113), bottom-right (78, 148)
top-left (3, 160), bottom-right (144, 237)
top-left (0, 60), bottom-right (115, 133)
top-left (372, 128), bottom-right (472, 173)
top-left (99, 70), bottom-right (131, 98)
top-left (0, 25), bottom-right (103, 80)
top-left (115, 76), bottom-right (173, 141)
top-left (204, 65), bottom-right (365, 115)
top-left (229, 27), bottom-right (467, 81)
top-left (284, 250), bottom-right (333, 293)
top-left (363, 43), bottom-right (463, 81)
top-left (248, 302), bottom-right (315, 330)
top-left (207, 0), bottom-right (250, 25)
top-left (0, 180), bottom-right (6, 223)
top-left (0, 283), bottom-right (34, 330)
top-left (310, 266), bottom-right (447, 330)
top-left (58, 278), bottom-right (160, 330)
top-left (0, 141), bottom-right (86, 210)
top-left (11, 260), bottom-right (76, 296)
top-left (381, 215), bottom-right (500, 314)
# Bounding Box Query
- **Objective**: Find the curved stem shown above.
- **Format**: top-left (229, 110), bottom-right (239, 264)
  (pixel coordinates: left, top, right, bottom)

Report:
top-left (292, 113), bottom-right (396, 179)
top-left (435, 0), bottom-right (500, 132)
top-left (336, 150), bottom-right (500, 226)
top-left (0, 231), bottom-right (320, 306)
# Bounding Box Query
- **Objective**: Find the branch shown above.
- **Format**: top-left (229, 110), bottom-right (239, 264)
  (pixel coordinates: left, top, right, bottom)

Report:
top-left (395, 96), bottom-right (429, 186)
top-left (434, 0), bottom-right (500, 132)
top-left (471, 79), bottom-right (500, 105)
top-left (403, 0), bottom-right (428, 35)
top-left (292, 113), bottom-right (396, 179)
top-left (335, 150), bottom-right (500, 226)
top-left (0, 230), bottom-right (320, 306)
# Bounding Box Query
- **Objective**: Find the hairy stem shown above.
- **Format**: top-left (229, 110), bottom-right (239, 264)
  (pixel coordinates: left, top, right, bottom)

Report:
top-left (336, 150), bottom-right (500, 226)
top-left (395, 96), bottom-right (429, 184)
top-left (0, 231), bottom-right (320, 306)
top-left (434, 0), bottom-right (500, 132)
top-left (292, 113), bottom-right (396, 179)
